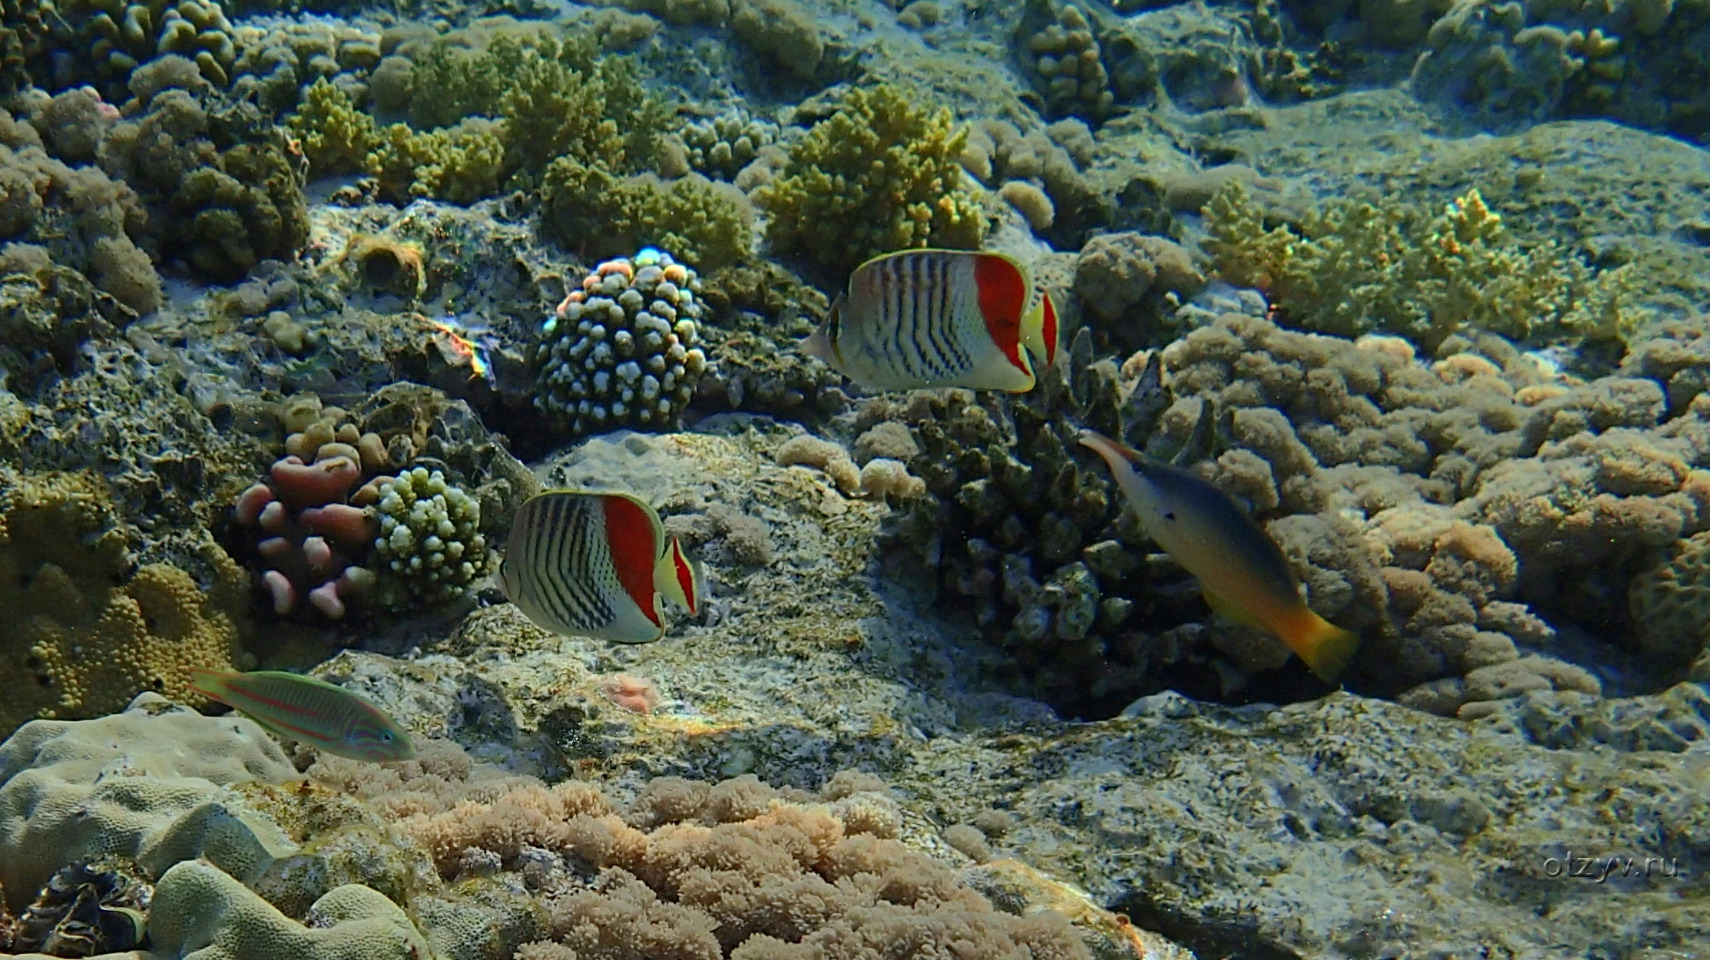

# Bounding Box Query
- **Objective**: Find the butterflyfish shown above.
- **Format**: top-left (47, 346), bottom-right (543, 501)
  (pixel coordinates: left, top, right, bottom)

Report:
top-left (799, 248), bottom-right (1059, 393)
top-left (188, 668), bottom-right (417, 762)
top-left (499, 490), bottom-right (701, 644)
top-left (1078, 429), bottom-right (1360, 683)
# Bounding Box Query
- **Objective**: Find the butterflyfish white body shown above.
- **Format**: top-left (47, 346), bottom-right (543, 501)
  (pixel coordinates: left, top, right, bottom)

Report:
top-left (1078, 429), bottom-right (1360, 683)
top-left (799, 249), bottom-right (1058, 393)
top-left (500, 491), bottom-right (700, 644)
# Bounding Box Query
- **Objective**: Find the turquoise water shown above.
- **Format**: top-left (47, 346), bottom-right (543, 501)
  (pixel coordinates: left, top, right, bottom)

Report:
top-left (0, 1), bottom-right (1707, 957)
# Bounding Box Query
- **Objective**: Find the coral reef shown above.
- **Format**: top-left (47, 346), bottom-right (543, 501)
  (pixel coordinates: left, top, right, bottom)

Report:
top-left (1202, 180), bottom-right (1635, 351)
top-left (0, 468), bottom-right (249, 735)
top-left (100, 75), bottom-right (310, 284)
top-left (756, 85), bottom-right (987, 278)
top-left (0, 692), bottom-right (298, 907)
top-left (234, 453), bottom-right (378, 620)
top-left (678, 108), bottom-right (780, 180)
top-left (13, 0), bottom-right (240, 98)
top-left (1072, 230), bottom-right (1202, 351)
top-left (535, 250), bottom-right (708, 438)
top-left (1410, 0), bottom-right (1710, 140)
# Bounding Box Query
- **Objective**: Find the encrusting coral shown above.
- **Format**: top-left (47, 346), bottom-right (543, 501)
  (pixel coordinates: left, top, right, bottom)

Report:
top-left (0, 467), bottom-right (248, 736)
top-left (755, 84), bottom-right (988, 278)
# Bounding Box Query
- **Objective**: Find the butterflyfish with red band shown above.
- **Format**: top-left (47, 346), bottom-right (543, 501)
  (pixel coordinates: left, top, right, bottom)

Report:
top-left (799, 249), bottom-right (1059, 393)
top-left (500, 490), bottom-right (701, 644)
top-left (189, 668), bottom-right (416, 762)
top-left (1077, 429), bottom-right (1361, 684)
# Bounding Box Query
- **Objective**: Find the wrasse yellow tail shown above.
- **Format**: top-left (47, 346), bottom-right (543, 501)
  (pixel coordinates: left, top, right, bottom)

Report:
top-left (1265, 600), bottom-right (1361, 685)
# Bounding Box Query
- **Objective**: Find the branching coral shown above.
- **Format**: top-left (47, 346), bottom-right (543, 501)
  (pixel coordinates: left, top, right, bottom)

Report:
top-left (1202, 179), bottom-right (1636, 351)
top-left (755, 85), bottom-right (988, 278)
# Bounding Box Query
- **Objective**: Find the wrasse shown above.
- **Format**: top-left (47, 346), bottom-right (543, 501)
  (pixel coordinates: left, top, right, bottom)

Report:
top-left (500, 491), bottom-right (701, 644)
top-left (1078, 429), bottom-right (1360, 683)
top-left (189, 668), bottom-right (416, 762)
top-left (800, 249), bottom-right (1058, 393)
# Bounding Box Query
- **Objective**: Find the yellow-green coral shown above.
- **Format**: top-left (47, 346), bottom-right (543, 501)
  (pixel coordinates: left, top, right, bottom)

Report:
top-left (0, 468), bottom-right (248, 738)
top-left (286, 77), bottom-right (376, 177)
top-left (541, 161), bottom-right (753, 270)
top-left (1202, 180), bottom-right (1636, 350)
top-left (366, 119), bottom-right (506, 205)
top-left (756, 84), bottom-right (988, 277)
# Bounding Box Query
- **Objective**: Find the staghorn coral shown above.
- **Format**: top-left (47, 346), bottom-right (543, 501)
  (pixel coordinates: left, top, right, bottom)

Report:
top-left (755, 85), bottom-right (988, 278)
top-left (0, 468), bottom-right (248, 736)
top-left (1202, 179), bottom-right (1636, 351)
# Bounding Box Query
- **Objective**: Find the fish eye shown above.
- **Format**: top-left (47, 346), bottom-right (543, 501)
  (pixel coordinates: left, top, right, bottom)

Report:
top-left (381, 731), bottom-right (394, 741)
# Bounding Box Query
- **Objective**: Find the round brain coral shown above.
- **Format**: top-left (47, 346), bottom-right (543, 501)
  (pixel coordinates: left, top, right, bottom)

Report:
top-left (535, 249), bottom-right (708, 437)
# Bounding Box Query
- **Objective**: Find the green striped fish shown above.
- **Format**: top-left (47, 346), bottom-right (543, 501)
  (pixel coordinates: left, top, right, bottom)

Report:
top-left (799, 248), bottom-right (1059, 393)
top-left (189, 668), bottom-right (417, 762)
top-left (499, 491), bottom-right (701, 644)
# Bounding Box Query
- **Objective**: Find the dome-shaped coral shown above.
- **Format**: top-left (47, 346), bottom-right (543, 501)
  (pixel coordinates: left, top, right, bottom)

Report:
top-left (368, 466), bottom-right (492, 613)
top-left (535, 249), bottom-right (708, 437)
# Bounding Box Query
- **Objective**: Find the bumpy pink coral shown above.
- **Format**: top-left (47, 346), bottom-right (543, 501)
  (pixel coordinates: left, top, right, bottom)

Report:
top-left (233, 457), bottom-right (378, 619)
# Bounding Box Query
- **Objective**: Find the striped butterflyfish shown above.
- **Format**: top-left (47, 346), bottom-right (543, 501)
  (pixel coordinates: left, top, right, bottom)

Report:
top-left (189, 668), bottom-right (417, 762)
top-left (799, 249), bottom-right (1059, 393)
top-left (1078, 429), bottom-right (1361, 684)
top-left (499, 491), bottom-right (701, 645)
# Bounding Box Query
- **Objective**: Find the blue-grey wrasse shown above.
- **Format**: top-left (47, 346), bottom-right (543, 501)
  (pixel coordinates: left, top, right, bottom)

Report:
top-left (1078, 429), bottom-right (1360, 683)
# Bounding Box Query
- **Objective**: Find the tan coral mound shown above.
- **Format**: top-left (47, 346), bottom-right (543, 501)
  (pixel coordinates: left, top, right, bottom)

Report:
top-left (309, 753), bottom-right (1089, 960)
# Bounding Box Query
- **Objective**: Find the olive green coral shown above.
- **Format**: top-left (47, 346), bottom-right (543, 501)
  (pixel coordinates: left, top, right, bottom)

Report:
top-left (756, 84), bottom-right (988, 278)
top-left (0, 468), bottom-right (248, 739)
top-left (368, 466), bottom-right (492, 613)
top-left (21, 0), bottom-right (239, 96)
top-left (1202, 180), bottom-right (1636, 351)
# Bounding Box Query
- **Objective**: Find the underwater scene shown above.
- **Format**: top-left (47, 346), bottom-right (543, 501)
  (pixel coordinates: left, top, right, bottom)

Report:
top-left (2, 0), bottom-right (1710, 957)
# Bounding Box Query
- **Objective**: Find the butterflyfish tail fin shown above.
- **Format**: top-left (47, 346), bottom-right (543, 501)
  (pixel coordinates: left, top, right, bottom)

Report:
top-left (1023, 289), bottom-right (1059, 369)
top-left (655, 536), bottom-right (700, 616)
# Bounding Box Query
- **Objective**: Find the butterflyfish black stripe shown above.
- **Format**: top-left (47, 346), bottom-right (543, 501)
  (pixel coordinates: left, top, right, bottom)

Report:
top-left (909, 254), bottom-right (955, 381)
top-left (934, 255), bottom-right (972, 376)
top-left (531, 496), bottom-right (614, 631)
top-left (895, 256), bottom-right (932, 382)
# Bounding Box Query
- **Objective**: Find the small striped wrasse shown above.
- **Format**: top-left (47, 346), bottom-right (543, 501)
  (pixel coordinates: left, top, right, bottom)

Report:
top-left (499, 491), bottom-right (701, 644)
top-left (188, 668), bottom-right (416, 762)
top-left (1078, 429), bottom-right (1361, 684)
top-left (800, 248), bottom-right (1059, 393)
